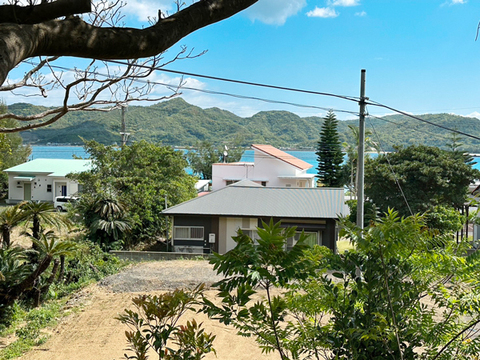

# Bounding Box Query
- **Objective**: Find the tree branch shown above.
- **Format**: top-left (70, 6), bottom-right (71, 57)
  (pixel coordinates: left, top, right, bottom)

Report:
top-left (0, 0), bottom-right (91, 25)
top-left (0, 0), bottom-right (258, 86)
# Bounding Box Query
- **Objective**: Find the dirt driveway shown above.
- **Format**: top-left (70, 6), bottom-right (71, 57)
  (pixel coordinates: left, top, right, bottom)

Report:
top-left (18, 260), bottom-right (280, 360)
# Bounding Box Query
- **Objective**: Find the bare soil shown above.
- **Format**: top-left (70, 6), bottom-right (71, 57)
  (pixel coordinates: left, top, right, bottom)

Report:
top-left (17, 260), bottom-right (280, 360)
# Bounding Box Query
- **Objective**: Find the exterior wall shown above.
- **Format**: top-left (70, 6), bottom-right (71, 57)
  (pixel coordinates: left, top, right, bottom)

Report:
top-left (220, 217), bottom-right (258, 253)
top-left (172, 215), bottom-right (338, 254)
top-left (212, 163), bottom-right (255, 191)
top-left (7, 173), bottom-right (80, 203)
top-left (252, 149), bottom-right (301, 187)
top-left (172, 216), bottom-right (219, 254)
top-left (211, 150), bottom-right (315, 191)
top-left (260, 217), bottom-right (336, 251)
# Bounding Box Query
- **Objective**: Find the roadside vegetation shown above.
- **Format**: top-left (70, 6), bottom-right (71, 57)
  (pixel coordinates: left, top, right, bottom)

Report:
top-left (69, 140), bottom-right (198, 250)
top-left (0, 201), bottom-right (127, 359)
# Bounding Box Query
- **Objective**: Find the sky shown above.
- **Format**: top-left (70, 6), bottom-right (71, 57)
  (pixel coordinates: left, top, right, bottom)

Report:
top-left (4, 0), bottom-right (480, 121)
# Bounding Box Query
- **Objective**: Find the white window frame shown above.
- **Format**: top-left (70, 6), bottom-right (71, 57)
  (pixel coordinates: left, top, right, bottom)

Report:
top-left (174, 226), bottom-right (204, 240)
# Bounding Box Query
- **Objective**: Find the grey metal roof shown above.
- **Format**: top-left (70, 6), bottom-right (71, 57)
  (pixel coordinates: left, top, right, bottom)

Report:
top-left (163, 183), bottom-right (345, 219)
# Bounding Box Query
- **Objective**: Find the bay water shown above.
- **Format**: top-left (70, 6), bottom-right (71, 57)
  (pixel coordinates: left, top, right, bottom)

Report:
top-left (29, 145), bottom-right (480, 173)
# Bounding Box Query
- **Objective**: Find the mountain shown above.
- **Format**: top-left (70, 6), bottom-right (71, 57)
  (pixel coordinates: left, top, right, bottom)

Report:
top-left (8, 98), bottom-right (480, 152)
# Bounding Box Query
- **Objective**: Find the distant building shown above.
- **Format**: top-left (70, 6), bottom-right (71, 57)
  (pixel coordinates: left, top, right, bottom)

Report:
top-left (212, 144), bottom-right (316, 191)
top-left (4, 159), bottom-right (91, 204)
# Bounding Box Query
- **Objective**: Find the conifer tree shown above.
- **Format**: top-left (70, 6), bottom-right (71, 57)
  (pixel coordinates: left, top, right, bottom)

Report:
top-left (316, 110), bottom-right (344, 187)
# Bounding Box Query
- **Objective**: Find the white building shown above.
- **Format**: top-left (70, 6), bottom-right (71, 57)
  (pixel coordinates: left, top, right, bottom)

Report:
top-left (4, 159), bottom-right (92, 204)
top-left (212, 144), bottom-right (316, 191)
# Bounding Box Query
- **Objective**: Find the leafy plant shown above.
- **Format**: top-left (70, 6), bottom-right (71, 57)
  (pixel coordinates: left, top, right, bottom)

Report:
top-left (74, 194), bottom-right (132, 251)
top-left (186, 140), bottom-right (245, 180)
top-left (203, 215), bottom-right (480, 360)
top-left (203, 219), bottom-right (319, 359)
top-left (117, 284), bottom-right (215, 360)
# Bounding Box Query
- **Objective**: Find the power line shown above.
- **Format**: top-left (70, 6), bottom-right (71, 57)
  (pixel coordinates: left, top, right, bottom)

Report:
top-left (103, 59), bottom-right (361, 103)
top-left (20, 59), bottom-right (480, 143)
top-left (365, 112), bottom-right (453, 146)
top-left (24, 60), bottom-right (359, 116)
top-left (366, 100), bottom-right (480, 142)
top-left (366, 114), bottom-right (414, 217)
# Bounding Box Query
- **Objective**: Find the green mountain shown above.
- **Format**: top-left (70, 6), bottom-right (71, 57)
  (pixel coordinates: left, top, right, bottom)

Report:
top-left (9, 98), bottom-right (480, 152)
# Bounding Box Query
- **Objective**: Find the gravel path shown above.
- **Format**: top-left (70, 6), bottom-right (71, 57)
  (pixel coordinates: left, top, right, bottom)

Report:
top-left (98, 259), bottom-right (225, 292)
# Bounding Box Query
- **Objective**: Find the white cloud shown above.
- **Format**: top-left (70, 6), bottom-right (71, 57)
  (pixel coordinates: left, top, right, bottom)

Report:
top-left (441, 0), bottom-right (466, 6)
top-left (306, 7), bottom-right (339, 18)
top-left (120, 0), bottom-right (174, 22)
top-left (244, 0), bottom-right (307, 25)
top-left (328, 0), bottom-right (360, 7)
top-left (355, 11), bottom-right (367, 16)
top-left (467, 111), bottom-right (480, 119)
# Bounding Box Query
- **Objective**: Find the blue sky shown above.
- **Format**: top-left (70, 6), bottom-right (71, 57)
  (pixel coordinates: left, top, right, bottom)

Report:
top-left (5, 0), bottom-right (480, 120)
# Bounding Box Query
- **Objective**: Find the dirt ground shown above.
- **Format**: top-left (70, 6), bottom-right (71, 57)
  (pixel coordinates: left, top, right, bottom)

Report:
top-left (17, 260), bottom-right (281, 360)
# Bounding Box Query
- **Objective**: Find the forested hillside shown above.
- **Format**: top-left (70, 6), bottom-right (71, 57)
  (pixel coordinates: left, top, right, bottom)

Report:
top-left (9, 98), bottom-right (480, 151)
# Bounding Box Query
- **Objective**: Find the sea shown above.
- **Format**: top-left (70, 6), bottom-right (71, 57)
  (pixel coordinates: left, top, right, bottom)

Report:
top-left (29, 145), bottom-right (480, 173)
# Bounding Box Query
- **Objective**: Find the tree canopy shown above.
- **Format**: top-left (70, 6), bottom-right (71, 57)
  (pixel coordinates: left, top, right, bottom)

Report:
top-left (70, 140), bottom-right (197, 246)
top-left (365, 144), bottom-right (480, 216)
top-left (186, 140), bottom-right (245, 180)
top-left (0, 0), bottom-right (258, 133)
top-left (0, 103), bottom-right (31, 198)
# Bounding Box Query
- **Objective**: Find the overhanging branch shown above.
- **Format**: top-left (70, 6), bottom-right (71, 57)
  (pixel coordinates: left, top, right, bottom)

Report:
top-left (0, 0), bottom-right (258, 87)
top-left (0, 0), bottom-right (91, 25)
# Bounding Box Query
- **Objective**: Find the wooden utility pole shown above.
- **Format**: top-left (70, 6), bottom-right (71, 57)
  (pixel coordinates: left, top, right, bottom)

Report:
top-left (356, 69), bottom-right (367, 229)
top-left (120, 105), bottom-right (130, 147)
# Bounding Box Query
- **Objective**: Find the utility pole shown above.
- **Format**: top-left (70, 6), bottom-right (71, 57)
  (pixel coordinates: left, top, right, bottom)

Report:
top-left (356, 69), bottom-right (367, 229)
top-left (120, 105), bottom-right (130, 147)
top-left (165, 194), bottom-right (169, 252)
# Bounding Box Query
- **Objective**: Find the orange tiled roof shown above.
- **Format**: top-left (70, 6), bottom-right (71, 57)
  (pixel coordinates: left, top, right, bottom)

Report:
top-left (251, 144), bottom-right (313, 170)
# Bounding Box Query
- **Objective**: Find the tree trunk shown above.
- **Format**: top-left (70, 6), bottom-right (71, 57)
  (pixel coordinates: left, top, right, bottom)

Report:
top-left (1, 255), bottom-right (53, 308)
top-left (35, 258), bottom-right (60, 307)
top-left (1, 226), bottom-right (10, 248)
top-left (57, 255), bottom-right (65, 284)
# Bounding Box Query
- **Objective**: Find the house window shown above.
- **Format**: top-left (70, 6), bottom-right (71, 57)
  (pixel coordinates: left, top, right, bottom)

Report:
top-left (241, 229), bottom-right (259, 242)
top-left (286, 232), bottom-right (318, 251)
top-left (226, 180), bottom-right (238, 186)
top-left (261, 181), bottom-right (267, 187)
top-left (47, 184), bottom-right (52, 192)
top-left (174, 226), bottom-right (204, 240)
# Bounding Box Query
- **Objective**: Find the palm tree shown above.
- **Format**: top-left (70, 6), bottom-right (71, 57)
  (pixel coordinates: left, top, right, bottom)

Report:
top-left (0, 231), bottom-right (75, 309)
top-left (75, 194), bottom-right (132, 250)
top-left (20, 201), bottom-right (72, 241)
top-left (0, 203), bottom-right (27, 247)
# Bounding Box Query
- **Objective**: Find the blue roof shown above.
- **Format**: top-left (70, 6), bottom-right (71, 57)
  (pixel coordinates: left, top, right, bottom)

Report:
top-left (4, 159), bottom-right (92, 177)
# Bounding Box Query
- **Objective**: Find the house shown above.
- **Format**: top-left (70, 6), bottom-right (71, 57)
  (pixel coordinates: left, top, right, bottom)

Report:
top-left (4, 159), bottom-right (92, 204)
top-left (211, 144), bottom-right (316, 191)
top-left (162, 180), bottom-right (345, 254)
